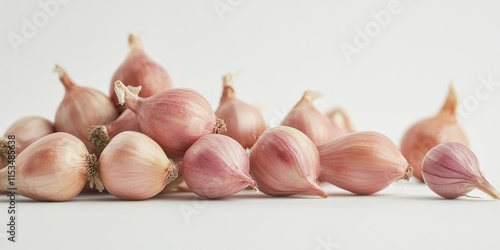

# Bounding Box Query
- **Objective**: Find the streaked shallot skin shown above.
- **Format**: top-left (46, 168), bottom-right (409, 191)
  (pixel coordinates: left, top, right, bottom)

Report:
top-left (422, 142), bottom-right (500, 199)
top-left (249, 126), bottom-right (327, 198)
top-left (0, 132), bottom-right (100, 201)
top-left (114, 81), bottom-right (226, 161)
top-left (109, 34), bottom-right (173, 109)
top-left (318, 131), bottom-right (412, 195)
top-left (97, 131), bottom-right (178, 200)
top-left (183, 134), bottom-right (256, 199)
top-left (215, 73), bottom-right (266, 149)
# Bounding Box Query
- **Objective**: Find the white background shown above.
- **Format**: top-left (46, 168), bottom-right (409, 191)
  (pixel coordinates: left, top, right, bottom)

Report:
top-left (1, 0), bottom-right (500, 249)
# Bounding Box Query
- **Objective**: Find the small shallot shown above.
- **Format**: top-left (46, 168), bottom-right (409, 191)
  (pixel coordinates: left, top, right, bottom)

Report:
top-left (114, 80), bottom-right (226, 160)
top-left (110, 33), bottom-right (173, 108)
top-left (401, 84), bottom-right (468, 181)
top-left (0, 132), bottom-right (102, 201)
top-left (249, 126), bottom-right (327, 198)
top-left (318, 131), bottom-right (412, 195)
top-left (95, 131), bottom-right (178, 200)
top-left (422, 142), bottom-right (500, 199)
top-left (1, 116), bottom-right (54, 167)
top-left (183, 134), bottom-right (256, 198)
top-left (54, 65), bottom-right (118, 152)
top-left (215, 73), bottom-right (266, 148)
top-left (281, 91), bottom-right (344, 146)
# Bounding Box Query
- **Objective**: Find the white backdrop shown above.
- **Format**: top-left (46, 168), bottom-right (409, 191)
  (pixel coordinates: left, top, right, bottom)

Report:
top-left (1, 1), bottom-right (500, 249)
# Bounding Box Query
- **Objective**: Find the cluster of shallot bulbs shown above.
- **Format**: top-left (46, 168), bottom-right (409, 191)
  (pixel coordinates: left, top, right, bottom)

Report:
top-left (1, 34), bottom-right (498, 202)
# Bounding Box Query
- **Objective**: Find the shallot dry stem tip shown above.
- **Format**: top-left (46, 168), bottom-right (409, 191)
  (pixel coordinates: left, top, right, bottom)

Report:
top-left (128, 33), bottom-right (144, 51)
top-left (88, 125), bottom-right (110, 152)
top-left (53, 64), bottom-right (75, 89)
top-left (440, 83), bottom-right (458, 115)
top-left (303, 90), bottom-right (322, 103)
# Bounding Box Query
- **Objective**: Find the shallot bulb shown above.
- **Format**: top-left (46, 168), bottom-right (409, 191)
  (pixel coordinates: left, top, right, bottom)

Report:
top-left (110, 33), bottom-right (173, 109)
top-left (1, 116), bottom-right (54, 167)
top-left (215, 73), bottom-right (266, 149)
top-left (95, 131), bottom-right (178, 200)
top-left (183, 134), bottom-right (256, 198)
top-left (249, 126), bottom-right (327, 198)
top-left (318, 131), bottom-right (412, 195)
top-left (89, 108), bottom-right (142, 152)
top-left (114, 81), bottom-right (226, 160)
top-left (401, 84), bottom-right (469, 181)
top-left (54, 65), bottom-right (118, 153)
top-left (281, 91), bottom-right (344, 146)
top-left (422, 142), bottom-right (500, 199)
top-left (0, 132), bottom-right (102, 201)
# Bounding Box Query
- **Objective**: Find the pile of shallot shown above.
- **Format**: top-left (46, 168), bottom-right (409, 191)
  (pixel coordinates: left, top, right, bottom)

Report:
top-left (1, 34), bottom-right (498, 202)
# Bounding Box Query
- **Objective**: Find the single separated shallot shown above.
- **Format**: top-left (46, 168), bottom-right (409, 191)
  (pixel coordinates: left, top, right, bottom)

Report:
top-left (215, 73), bottom-right (266, 149)
top-left (249, 126), bottom-right (327, 198)
top-left (54, 65), bottom-right (118, 153)
top-left (183, 134), bottom-right (256, 198)
top-left (318, 131), bottom-right (412, 195)
top-left (281, 91), bottom-right (344, 146)
top-left (94, 131), bottom-right (178, 200)
top-left (422, 142), bottom-right (500, 199)
top-left (110, 33), bottom-right (173, 109)
top-left (401, 84), bottom-right (468, 181)
top-left (0, 132), bottom-right (102, 201)
top-left (114, 81), bottom-right (226, 160)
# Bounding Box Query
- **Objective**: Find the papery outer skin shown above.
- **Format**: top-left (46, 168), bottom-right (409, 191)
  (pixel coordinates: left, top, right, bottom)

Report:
top-left (183, 134), bottom-right (256, 198)
top-left (0, 132), bottom-right (89, 201)
top-left (1, 116), bottom-right (54, 167)
top-left (422, 142), bottom-right (488, 199)
top-left (109, 35), bottom-right (173, 108)
top-left (55, 68), bottom-right (118, 153)
top-left (318, 131), bottom-right (411, 195)
top-left (249, 126), bottom-right (327, 198)
top-left (401, 113), bottom-right (468, 181)
top-left (98, 131), bottom-right (176, 200)
top-left (215, 97), bottom-right (266, 149)
top-left (281, 93), bottom-right (343, 146)
top-left (125, 87), bottom-right (221, 161)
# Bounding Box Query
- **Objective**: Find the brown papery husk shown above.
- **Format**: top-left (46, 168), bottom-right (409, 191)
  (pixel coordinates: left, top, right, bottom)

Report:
top-left (401, 84), bottom-right (469, 181)
top-left (215, 73), bottom-right (266, 149)
top-left (1, 116), bottom-right (55, 167)
top-left (54, 65), bottom-right (118, 154)
top-left (89, 108), bottom-right (141, 152)
top-left (109, 34), bottom-right (173, 111)
top-left (281, 91), bottom-right (342, 146)
top-left (0, 132), bottom-right (102, 201)
top-left (318, 131), bottom-right (412, 195)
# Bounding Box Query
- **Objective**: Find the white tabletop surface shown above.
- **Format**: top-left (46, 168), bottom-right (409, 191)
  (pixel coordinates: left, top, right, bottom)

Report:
top-left (1, 1), bottom-right (500, 249)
